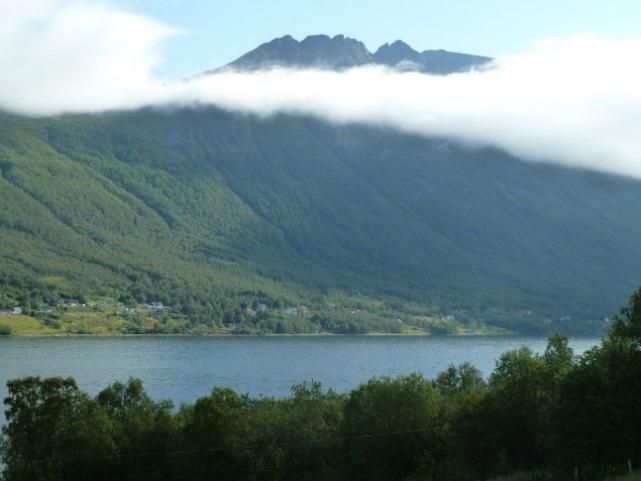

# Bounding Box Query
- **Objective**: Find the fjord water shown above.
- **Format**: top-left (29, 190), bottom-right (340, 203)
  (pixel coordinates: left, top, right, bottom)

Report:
top-left (0, 336), bottom-right (599, 406)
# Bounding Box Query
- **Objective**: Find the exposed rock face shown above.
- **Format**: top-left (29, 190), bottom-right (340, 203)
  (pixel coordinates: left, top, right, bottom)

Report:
top-left (211, 34), bottom-right (491, 74)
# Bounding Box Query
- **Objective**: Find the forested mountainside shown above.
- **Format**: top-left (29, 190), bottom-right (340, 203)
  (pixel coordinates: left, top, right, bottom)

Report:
top-left (1, 107), bottom-right (640, 334)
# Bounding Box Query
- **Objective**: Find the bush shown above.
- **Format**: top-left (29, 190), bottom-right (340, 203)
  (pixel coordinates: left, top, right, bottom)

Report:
top-left (0, 324), bottom-right (12, 336)
top-left (43, 317), bottom-right (62, 329)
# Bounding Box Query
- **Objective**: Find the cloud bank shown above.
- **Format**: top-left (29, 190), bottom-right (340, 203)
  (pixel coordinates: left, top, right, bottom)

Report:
top-left (2, 1), bottom-right (641, 179)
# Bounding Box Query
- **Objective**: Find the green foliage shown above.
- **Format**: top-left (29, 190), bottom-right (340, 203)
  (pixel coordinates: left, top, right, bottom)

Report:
top-left (2, 109), bottom-right (641, 334)
top-left (610, 288), bottom-right (641, 348)
top-left (0, 325), bottom-right (11, 335)
top-left (280, 382), bottom-right (343, 480)
top-left (554, 293), bottom-right (641, 474)
top-left (3, 285), bottom-right (641, 481)
top-left (486, 348), bottom-right (550, 471)
top-left (435, 362), bottom-right (486, 395)
top-left (1, 377), bottom-right (86, 481)
top-left (342, 374), bottom-right (443, 481)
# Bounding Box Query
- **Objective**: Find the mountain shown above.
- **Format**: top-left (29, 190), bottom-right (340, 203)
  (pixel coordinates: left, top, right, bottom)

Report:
top-left (373, 40), bottom-right (492, 73)
top-left (1, 106), bottom-right (640, 335)
top-left (419, 49), bottom-right (493, 74)
top-left (373, 40), bottom-right (423, 68)
top-left (219, 34), bottom-right (373, 71)
top-left (215, 34), bottom-right (492, 74)
top-left (0, 36), bottom-right (638, 335)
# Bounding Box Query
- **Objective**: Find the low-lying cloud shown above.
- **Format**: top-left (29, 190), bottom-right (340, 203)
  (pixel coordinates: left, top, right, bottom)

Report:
top-left (3, 1), bottom-right (641, 179)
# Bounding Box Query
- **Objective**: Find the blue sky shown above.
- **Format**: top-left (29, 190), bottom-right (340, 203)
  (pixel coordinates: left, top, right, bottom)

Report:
top-left (125, 0), bottom-right (641, 78)
top-left (4, 0), bottom-right (641, 177)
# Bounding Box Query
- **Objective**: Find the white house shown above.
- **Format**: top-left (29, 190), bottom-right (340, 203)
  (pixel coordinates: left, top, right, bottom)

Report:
top-left (144, 302), bottom-right (167, 310)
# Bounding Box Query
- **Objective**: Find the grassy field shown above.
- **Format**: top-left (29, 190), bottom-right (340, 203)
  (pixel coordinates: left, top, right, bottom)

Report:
top-left (0, 310), bottom-right (178, 336)
top-left (0, 315), bottom-right (61, 336)
top-left (0, 311), bottom-right (509, 337)
top-left (487, 470), bottom-right (641, 481)
top-left (611, 472), bottom-right (641, 481)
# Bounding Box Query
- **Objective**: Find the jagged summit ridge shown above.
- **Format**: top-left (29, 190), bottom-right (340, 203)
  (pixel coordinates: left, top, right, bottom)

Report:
top-left (220, 34), bottom-right (373, 71)
top-left (374, 40), bottom-right (422, 66)
top-left (215, 34), bottom-right (492, 74)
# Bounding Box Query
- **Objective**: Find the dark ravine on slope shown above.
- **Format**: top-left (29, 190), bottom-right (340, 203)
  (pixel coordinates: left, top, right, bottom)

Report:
top-left (0, 36), bottom-right (639, 335)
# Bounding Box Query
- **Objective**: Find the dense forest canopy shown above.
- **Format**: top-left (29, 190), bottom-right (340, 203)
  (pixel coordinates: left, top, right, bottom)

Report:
top-left (1, 109), bottom-right (641, 334)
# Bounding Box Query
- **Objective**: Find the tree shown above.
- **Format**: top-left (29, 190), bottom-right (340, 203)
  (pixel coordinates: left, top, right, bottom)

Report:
top-left (435, 362), bottom-right (485, 396)
top-left (47, 396), bottom-right (117, 481)
top-left (1, 377), bottom-right (103, 481)
top-left (487, 348), bottom-right (548, 472)
top-left (435, 364), bottom-right (492, 480)
top-left (543, 333), bottom-right (574, 376)
top-left (341, 374), bottom-right (442, 481)
top-left (278, 381), bottom-right (343, 481)
top-left (178, 388), bottom-right (252, 481)
top-left (555, 289), bottom-right (641, 474)
top-left (610, 287), bottom-right (641, 348)
top-left (96, 378), bottom-right (178, 481)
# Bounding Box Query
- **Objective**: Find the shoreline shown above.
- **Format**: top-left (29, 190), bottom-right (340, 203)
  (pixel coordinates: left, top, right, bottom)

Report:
top-left (0, 314), bottom-right (603, 339)
top-left (0, 331), bottom-right (603, 339)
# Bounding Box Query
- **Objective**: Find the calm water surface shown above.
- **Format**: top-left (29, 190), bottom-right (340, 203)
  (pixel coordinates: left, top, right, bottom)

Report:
top-left (0, 335), bottom-right (599, 406)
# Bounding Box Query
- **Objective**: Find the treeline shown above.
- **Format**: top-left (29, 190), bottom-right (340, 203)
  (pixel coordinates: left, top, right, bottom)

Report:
top-left (3, 290), bottom-right (641, 481)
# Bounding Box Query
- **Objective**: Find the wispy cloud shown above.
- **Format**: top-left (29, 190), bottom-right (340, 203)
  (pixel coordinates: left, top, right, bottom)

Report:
top-left (3, 1), bottom-right (641, 179)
